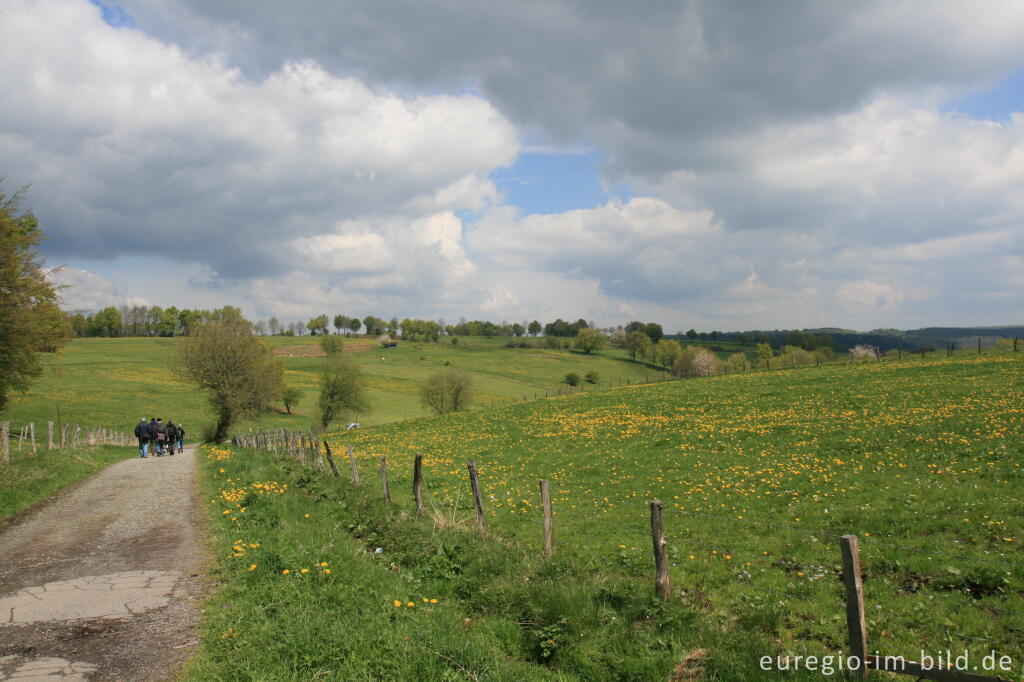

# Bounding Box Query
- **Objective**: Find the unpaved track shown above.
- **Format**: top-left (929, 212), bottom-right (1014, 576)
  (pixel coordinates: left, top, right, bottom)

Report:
top-left (0, 448), bottom-right (206, 681)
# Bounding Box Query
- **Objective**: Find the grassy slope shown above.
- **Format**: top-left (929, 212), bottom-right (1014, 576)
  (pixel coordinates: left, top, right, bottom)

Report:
top-left (190, 352), bottom-right (1023, 680)
top-left (0, 336), bottom-right (662, 434)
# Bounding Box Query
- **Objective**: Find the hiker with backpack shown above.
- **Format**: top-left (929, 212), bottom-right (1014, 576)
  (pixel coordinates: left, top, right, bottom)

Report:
top-left (154, 417), bottom-right (168, 456)
top-left (134, 417), bottom-right (150, 458)
top-left (166, 421), bottom-right (178, 456)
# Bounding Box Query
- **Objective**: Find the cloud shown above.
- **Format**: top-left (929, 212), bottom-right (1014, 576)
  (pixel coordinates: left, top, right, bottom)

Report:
top-left (5, 0), bottom-right (1024, 329)
top-left (0, 0), bottom-right (517, 281)
top-left (49, 266), bottom-right (149, 311)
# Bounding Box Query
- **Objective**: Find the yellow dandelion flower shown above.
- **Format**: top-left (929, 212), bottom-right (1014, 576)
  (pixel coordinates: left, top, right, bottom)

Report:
top-left (249, 564), bottom-right (256, 571)
top-left (282, 569), bottom-right (290, 575)
top-left (393, 600), bottom-right (402, 607)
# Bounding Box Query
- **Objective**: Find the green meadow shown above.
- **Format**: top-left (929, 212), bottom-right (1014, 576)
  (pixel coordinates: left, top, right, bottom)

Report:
top-left (191, 351), bottom-right (1024, 680)
top-left (0, 336), bottom-right (663, 436)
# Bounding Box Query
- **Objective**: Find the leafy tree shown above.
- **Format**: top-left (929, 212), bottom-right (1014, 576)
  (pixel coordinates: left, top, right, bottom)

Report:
top-left (347, 317), bottom-right (361, 335)
top-left (421, 368), bottom-right (473, 414)
top-left (176, 320), bottom-right (284, 442)
top-left (333, 314), bottom-right (349, 334)
top-left (511, 322), bottom-right (525, 337)
top-left (89, 306), bottom-right (124, 337)
top-left (623, 331), bottom-right (651, 361)
top-left (318, 358), bottom-right (368, 430)
top-left (528, 320), bottom-right (541, 336)
top-left (0, 187), bottom-right (72, 409)
top-left (574, 327), bottom-right (608, 354)
top-left (755, 343), bottom-right (774, 368)
top-left (727, 352), bottom-right (747, 373)
top-left (644, 322), bottom-right (664, 344)
top-left (281, 385), bottom-right (304, 414)
top-left (308, 314), bottom-right (329, 335)
top-left (686, 329), bottom-right (698, 339)
top-left (320, 335), bottom-right (344, 356)
top-left (655, 339), bottom-right (684, 368)
top-left (585, 370), bottom-right (599, 383)
top-left (625, 321), bottom-right (646, 334)
top-left (564, 371), bottom-right (581, 386)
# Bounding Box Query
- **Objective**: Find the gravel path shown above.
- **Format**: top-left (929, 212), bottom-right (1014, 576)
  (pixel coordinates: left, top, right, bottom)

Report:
top-left (0, 448), bottom-right (206, 681)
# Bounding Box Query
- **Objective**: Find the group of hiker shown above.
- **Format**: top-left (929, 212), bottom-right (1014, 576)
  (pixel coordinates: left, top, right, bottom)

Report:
top-left (134, 417), bottom-right (185, 458)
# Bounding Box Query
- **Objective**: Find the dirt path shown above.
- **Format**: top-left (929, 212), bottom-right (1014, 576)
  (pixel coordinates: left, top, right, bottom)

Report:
top-left (0, 448), bottom-right (206, 681)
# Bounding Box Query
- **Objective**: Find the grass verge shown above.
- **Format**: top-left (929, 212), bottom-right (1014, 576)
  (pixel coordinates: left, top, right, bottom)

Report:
top-left (0, 445), bottom-right (136, 522)
top-left (188, 443), bottom-right (861, 680)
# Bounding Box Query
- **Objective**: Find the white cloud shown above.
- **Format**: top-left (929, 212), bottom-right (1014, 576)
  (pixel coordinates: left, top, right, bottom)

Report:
top-left (49, 266), bottom-right (149, 311)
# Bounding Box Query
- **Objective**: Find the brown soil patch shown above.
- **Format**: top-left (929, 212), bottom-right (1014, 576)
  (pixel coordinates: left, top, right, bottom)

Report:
top-left (273, 338), bottom-right (378, 357)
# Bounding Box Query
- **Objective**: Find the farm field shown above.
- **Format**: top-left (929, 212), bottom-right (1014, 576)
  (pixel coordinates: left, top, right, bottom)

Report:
top-left (0, 336), bottom-right (663, 436)
top-left (300, 352), bottom-right (1024, 677)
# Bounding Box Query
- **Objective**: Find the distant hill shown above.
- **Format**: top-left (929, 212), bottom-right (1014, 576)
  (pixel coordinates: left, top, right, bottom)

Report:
top-left (700, 325), bottom-right (1024, 352)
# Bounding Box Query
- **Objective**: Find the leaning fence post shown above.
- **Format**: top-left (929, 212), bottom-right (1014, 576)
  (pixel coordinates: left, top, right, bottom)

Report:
top-left (467, 460), bottom-right (486, 535)
top-left (839, 535), bottom-right (868, 679)
top-left (649, 499), bottom-right (671, 600)
top-left (539, 479), bottom-right (553, 557)
top-left (1, 422), bottom-right (9, 465)
top-left (413, 453), bottom-right (425, 515)
top-left (322, 441), bottom-right (340, 477)
top-left (380, 456), bottom-right (392, 505)
top-left (348, 445), bottom-right (360, 486)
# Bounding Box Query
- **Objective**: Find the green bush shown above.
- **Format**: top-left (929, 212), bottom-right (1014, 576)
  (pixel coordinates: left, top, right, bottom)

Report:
top-left (565, 372), bottom-right (580, 386)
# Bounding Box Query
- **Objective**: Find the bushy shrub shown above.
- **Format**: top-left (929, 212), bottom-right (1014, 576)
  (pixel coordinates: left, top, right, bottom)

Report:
top-left (421, 368), bottom-right (473, 414)
top-left (565, 372), bottom-right (581, 386)
top-left (585, 370), bottom-right (599, 384)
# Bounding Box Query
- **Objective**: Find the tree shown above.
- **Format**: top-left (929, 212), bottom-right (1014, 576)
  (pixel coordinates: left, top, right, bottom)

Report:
top-left (347, 317), bottom-right (361, 335)
top-left (281, 385), bottom-right (304, 414)
top-left (333, 314), bottom-right (349, 335)
top-left (318, 358), bottom-right (368, 430)
top-left (574, 327), bottom-right (608, 354)
top-left (176, 320), bottom-right (284, 442)
top-left (655, 339), bottom-right (683, 368)
top-left (644, 322), bottom-right (664, 344)
top-left (320, 335), bottom-right (344, 356)
top-left (308, 314), bottom-right (329, 335)
top-left (0, 187), bottom-right (72, 410)
top-left (623, 331), bottom-right (651, 361)
top-left (755, 343), bottom-right (774, 368)
top-left (511, 322), bottom-right (525, 337)
top-left (686, 329), bottom-right (698, 339)
top-left (421, 369), bottom-right (473, 414)
top-left (528, 320), bottom-right (541, 336)
top-left (89, 306), bottom-right (124, 337)
top-left (564, 371), bottom-right (580, 386)
top-left (268, 316), bottom-right (281, 335)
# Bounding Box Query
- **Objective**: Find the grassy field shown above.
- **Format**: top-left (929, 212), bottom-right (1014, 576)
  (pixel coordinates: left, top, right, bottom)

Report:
top-left (0, 336), bottom-right (663, 436)
top-left (187, 351), bottom-right (1024, 679)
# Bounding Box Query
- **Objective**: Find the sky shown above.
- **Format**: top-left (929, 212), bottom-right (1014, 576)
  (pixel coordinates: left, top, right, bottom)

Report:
top-left (2, 0), bottom-right (1023, 332)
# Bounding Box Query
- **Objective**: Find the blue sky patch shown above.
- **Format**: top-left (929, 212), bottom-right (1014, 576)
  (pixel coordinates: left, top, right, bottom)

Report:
top-left (88, 0), bottom-right (133, 28)
top-left (492, 147), bottom-right (631, 216)
top-left (944, 68), bottom-right (1024, 121)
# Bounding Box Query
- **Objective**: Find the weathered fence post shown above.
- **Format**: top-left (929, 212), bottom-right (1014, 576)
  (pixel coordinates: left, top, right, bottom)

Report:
top-left (380, 456), bottom-right (392, 505)
top-left (649, 499), bottom-right (670, 600)
top-left (539, 479), bottom-right (553, 557)
top-left (322, 441), bottom-right (340, 477)
top-left (467, 460), bottom-right (486, 535)
top-left (413, 453), bottom-right (425, 515)
top-left (1, 422), bottom-right (9, 465)
top-left (30, 422), bottom-right (36, 457)
top-left (47, 421), bottom-right (54, 450)
top-left (348, 445), bottom-right (360, 486)
top-left (839, 535), bottom-right (868, 679)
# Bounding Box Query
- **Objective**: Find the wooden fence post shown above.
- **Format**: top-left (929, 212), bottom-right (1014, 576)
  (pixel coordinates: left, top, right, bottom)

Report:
top-left (30, 422), bottom-right (36, 457)
top-left (47, 421), bottom-right (54, 450)
top-left (322, 441), bottom-right (340, 477)
top-left (380, 457), bottom-right (392, 505)
top-left (348, 445), bottom-right (360, 486)
top-left (649, 499), bottom-right (671, 600)
top-left (539, 479), bottom-right (553, 557)
top-left (413, 453), bottom-right (425, 515)
top-left (467, 460), bottom-right (486, 535)
top-left (839, 535), bottom-right (868, 679)
top-left (1, 422), bottom-right (9, 465)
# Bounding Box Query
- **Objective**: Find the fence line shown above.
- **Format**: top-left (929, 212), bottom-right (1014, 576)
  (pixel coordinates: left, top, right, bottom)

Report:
top-left (0, 420), bottom-right (133, 466)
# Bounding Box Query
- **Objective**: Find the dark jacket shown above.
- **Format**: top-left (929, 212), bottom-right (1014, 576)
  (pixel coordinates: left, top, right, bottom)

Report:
top-left (177, 426), bottom-right (185, 440)
top-left (134, 422), bottom-right (149, 439)
top-left (148, 420), bottom-right (158, 438)
top-left (166, 423), bottom-right (177, 440)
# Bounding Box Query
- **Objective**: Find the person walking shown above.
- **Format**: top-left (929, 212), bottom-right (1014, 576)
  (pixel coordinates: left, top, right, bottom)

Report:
top-left (175, 423), bottom-right (185, 453)
top-left (134, 417), bottom-right (150, 458)
top-left (147, 417), bottom-right (159, 456)
top-left (166, 421), bottom-right (178, 456)
top-left (154, 417), bottom-right (168, 456)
